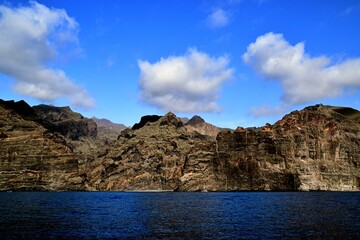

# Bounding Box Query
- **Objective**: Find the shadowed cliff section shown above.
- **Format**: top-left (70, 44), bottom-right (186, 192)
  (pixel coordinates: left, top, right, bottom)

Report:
top-left (33, 104), bottom-right (97, 140)
top-left (132, 115), bottom-right (162, 130)
top-left (0, 100), bottom-right (37, 120)
top-left (0, 100), bottom-right (98, 141)
top-left (327, 105), bottom-right (360, 121)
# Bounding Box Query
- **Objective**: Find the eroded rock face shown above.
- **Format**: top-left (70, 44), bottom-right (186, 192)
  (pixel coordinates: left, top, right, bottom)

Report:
top-left (0, 99), bottom-right (358, 191)
top-left (87, 112), bottom-right (220, 191)
top-left (216, 105), bottom-right (360, 191)
top-left (0, 101), bottom-right (85, 191)
top-left (33, 104), bottom-right (97, 140)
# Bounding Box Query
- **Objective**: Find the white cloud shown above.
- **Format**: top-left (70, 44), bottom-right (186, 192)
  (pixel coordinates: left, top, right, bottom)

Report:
top-left (250, 105), bottom-right (288, 117)
top-left (207, 8), bottom-right (229, 28)
top-left (0, 1), bottom-right (94, 108)
top-left (243, 32), bottom-right (360, 105)
top-left (138, 48), bottom-right (233, 113)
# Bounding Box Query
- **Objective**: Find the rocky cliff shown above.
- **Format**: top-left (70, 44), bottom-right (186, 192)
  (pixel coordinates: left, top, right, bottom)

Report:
top-left (33, 104), bottom-right (97, 140)
top-left (85, 105), bottom-right (359, 191)
top-left (216, 104), bottom-right (360, 191)
top-left (0, 99), bottom-right (359, 191)
top-left (0, 100), bottom-right (86, 191)
top-left (86, 112), bottom-right (220, 191)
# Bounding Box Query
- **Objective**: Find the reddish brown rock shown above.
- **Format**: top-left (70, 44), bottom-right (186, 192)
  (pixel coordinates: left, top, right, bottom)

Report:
top-left (87, 112), bottom-right (220, 191)
top-left (0, 100), bottom-right (86, 191)
top-left (0, 100), bottom-right (358, 191)
top-left (215, 105), bottom-right (360, 191)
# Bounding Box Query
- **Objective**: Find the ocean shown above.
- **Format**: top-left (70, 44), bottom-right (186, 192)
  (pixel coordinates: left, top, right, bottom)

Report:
top-left (0, 192), bottom-right (359, 239)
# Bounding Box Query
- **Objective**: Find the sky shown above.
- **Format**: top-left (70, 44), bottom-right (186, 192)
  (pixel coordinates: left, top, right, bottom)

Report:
top-left (0, 0), bottom-right (360, 128)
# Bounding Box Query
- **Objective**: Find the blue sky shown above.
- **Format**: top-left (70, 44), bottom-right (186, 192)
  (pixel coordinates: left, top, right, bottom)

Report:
top-left (0, 0), bottom-right (359, 128)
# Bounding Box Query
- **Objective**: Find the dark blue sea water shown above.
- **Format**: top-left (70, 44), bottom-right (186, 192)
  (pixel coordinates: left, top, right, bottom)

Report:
top-left (0, 192), bottom-right (359, 239)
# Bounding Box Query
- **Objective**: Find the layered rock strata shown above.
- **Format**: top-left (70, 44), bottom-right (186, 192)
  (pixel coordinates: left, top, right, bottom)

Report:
top-left (216, 105), bottom-right (360, 191)
top-left (0, 99), bottom-right (359, 191)
top-left (33, 104), bottom-right (97, 140)
top-left (87, 113), bottom-right (221, 191)
top-left (0, 100), bottom-right (86, 191)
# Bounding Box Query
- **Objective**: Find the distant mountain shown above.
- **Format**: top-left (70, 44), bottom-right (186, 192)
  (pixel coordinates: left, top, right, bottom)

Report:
top-left (179, 117), bottom-right (189, 124)
top-left (92, 117), bottom-right (127, 129)
top-left (92, 117), bottom-right (127, 141)
top-left (187, 115), bottom-right (205, 125)
top-left (184, 115), bottom-right (223, 138)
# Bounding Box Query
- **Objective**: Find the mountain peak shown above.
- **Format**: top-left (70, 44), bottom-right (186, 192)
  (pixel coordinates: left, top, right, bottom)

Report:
top-left (186, 115), bottom-right (205, 126)
top-left (160, 112), bottom-right (183, 128)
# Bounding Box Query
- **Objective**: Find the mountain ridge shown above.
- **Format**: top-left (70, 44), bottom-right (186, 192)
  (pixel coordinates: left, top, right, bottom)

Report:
top-left (92, 117), bottom-right (127, 141)
top-left (0, 99), bottom-right (359, 191)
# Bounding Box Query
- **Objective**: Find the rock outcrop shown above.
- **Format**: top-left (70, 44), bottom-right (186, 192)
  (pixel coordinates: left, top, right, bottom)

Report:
top-left (132, 115), bottom-right (162, 130)
top-left (87, 112), bottom-right (220, 191)
top-left (0, 100), bottom-right (86, 191)
top-left (216, 104), bottom-right (360, 191)
top-left (33, 104), bottom-right (97, 140)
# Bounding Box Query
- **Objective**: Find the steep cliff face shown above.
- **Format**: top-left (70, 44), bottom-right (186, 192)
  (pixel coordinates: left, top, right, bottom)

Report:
top-left (33, 104), bottom-right (97, 140)
top-left (216, 105), bottom-right (360, 191)
top-left (0, 100), bottom-right (85, 191)
top-left (86, 112), bottom-right (221, 191)
top-left (0, 99), bottom-right (359, 191)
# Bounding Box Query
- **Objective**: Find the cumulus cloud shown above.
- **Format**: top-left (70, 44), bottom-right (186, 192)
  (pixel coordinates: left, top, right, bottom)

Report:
top-left (138, 48), bottom-right (233, 113)
top-left (243, 32), bottom-right (360, 105)
top-left (207, 8), bottom-right (229, 28)
top-left (0, 1), bottom-right (94, 108)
